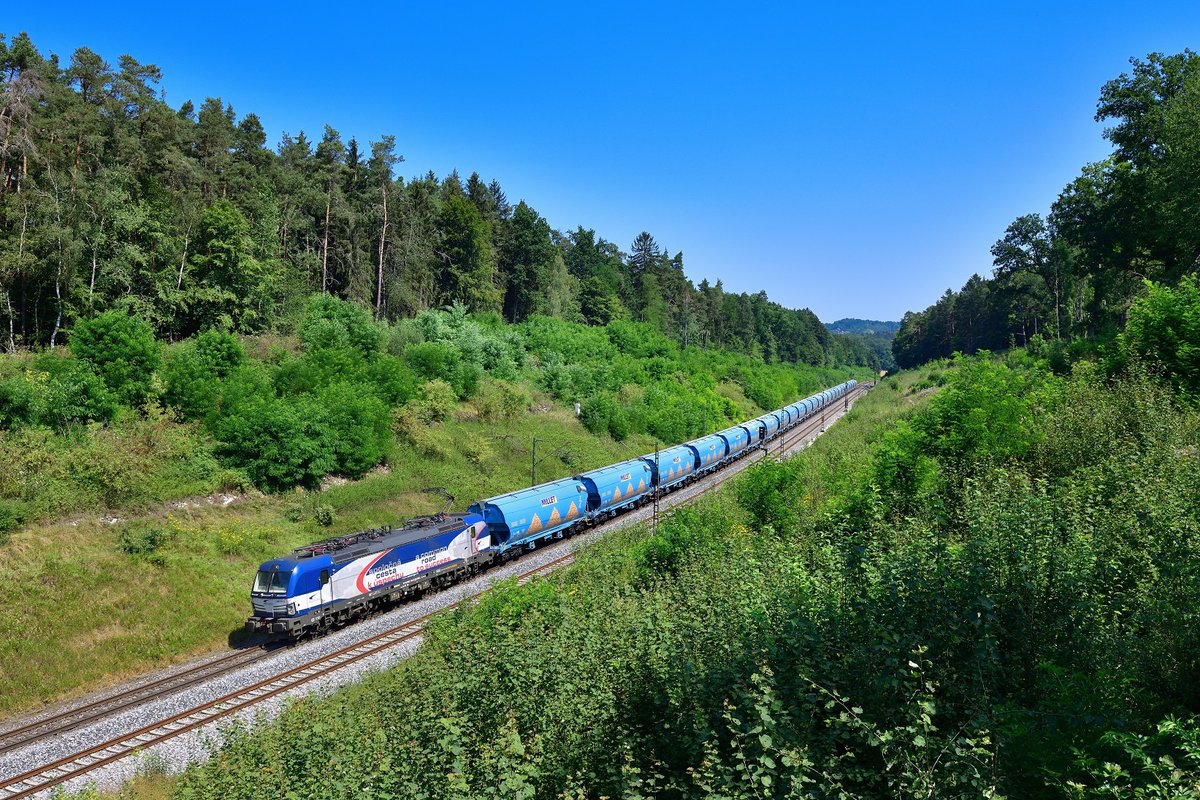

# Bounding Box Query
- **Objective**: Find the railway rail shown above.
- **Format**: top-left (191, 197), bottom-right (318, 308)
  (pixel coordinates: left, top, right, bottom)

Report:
top-left (0, 647), bottom-right (273, 757)
top-left (0, 381), bottom-right (868, 799)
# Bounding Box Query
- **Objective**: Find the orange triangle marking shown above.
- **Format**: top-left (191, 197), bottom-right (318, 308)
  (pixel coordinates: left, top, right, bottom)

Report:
top-left (613, 485), bottom-right (623, 501)
top-left (638, 478), bottom-right (646, 492)
top-left (548, 507), bottom-right (562, 526)
top-left (527, 513), bottom-right (543, 535)
top-left (567, 501), bottom-right (578, 520)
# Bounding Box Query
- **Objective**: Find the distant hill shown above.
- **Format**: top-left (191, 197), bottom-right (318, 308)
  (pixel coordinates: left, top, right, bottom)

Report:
top-left (826, 318), bottom-right (901, 337)
top-left (825, 318), bottom-right (899, 372)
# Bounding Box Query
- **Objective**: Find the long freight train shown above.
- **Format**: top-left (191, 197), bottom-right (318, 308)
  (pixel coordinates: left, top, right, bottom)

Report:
top-left (247, 379), bottom-right (859, 637)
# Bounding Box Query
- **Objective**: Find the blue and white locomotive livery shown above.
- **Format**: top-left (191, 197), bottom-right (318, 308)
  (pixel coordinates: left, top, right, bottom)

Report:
top-left (249, 379), bottom-right (860, 637)
top-left (248, 513), bottom-right (491, 635)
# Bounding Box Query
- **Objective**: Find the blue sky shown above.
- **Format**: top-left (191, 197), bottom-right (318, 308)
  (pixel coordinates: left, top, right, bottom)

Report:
top-left (7, 2), bottom-right (1200, 321)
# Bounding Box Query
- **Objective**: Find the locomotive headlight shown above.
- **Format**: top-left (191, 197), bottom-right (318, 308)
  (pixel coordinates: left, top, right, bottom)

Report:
top-left (287, 602), bottom-right (296, 615)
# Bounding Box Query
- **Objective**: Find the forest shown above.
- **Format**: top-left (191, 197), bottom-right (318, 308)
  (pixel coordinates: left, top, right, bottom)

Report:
top-left (892, 50), bottom-right (1200, 369)
top-left (0, 32), bottom-right (878, 371)
top-left (3, 27), bottom-right (1198, 800)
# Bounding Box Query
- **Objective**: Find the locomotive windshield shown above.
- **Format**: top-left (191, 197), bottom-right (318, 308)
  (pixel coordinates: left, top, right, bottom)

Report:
top-left (253, 569), bottom-right (290, 594)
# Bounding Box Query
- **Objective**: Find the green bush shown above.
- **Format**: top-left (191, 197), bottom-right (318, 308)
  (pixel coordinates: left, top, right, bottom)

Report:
top-left (161, 345), bottom-right (221, 420)
top-left (386, 318), bottom-right (424, 354)
top-left (476, 378), bottom-right (528, 421)
top-left (272, 346), bottom-right (365, 395)
top-left (411, 379), bottom-right (457, 424)
top-left (299, 294), bottom-right (382, 357)
top-left (520, 315), bottom-right (616, 363)
top-left (0, 377), bottom-right (39, 429)
top-left (215, 394), bottom-right (336, 491)
top-left (314, 504), bottom-right (335, 527)
top-left (117, 520), bottom-right (174, 563)
top-left (215, 469), bottom-right (252, 494)
top-left (606, 319), bottom-right (676, 359)
top-left (580, 392), bottom-right (616, 436)
top-left (193, 329), bottom-right (245, 376)
top-left (452, 360), bottom-right (482, 399)
top-left (0, 499), bottom-right (26, 542)
top-left (40, 362), bottom-right (118, 429)
top-left (364, 354), bottom-right (419, 406)
top-left (70, 309), bottom-right (161, 406)
top-left (1123, 274), bottom-right (1200, 393)
top-left (404, 341), bottom-right (459, 382)
top-left (479, 330), bottom-right (523, 380)
top-left (735, 458), bottom-right (799, 534)
top-left (317, 382), bottom-right (391, 478)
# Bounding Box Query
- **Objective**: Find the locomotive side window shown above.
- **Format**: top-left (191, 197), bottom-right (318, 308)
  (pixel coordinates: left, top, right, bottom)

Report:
top-left (254, 570), bottom-right (289, 594)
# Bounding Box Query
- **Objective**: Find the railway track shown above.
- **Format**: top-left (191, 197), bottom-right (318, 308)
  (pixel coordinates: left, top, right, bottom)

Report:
top-left (0, 382), bottom-right (868, 798)
top-left (0, 548), bottom-right (579, 800)
top-left (0, 646), bottom-right (273, 757)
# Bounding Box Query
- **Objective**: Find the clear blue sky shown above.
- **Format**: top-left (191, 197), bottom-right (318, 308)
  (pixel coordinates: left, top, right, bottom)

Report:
top-left (8, 2), bottom-right (1200, 322)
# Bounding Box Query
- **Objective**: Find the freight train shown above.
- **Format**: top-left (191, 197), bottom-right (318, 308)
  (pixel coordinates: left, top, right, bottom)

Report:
top-left (247, 379), bottom-right (859, 637)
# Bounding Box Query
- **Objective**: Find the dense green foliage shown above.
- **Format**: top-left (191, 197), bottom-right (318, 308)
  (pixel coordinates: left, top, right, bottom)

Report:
top-left (163, 354), bottom-right (1200, 799)
top-left (827, 318), bottom-right (899, 371)
top-left (894, 50), bottom-right (1200, 368)
top-left (0, 294), bottom-right (867, 522)
top-left (0, 33), bottom-right (879, 371)
top-left (1122, 272), bottom-right (1200, 393)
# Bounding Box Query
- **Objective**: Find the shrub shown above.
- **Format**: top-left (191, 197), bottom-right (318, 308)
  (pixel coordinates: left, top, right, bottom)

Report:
top-left (118, 520), bottom-right (174, 563)
top-left (0, 499), bottom-right (26, 543)
top-left (278, 346), bottom-right (365, 393)
top-left (606, 318), bottom-right (676, 359)
top-left (580, 392), bottom-right (616, 436)
top-left (391, 407), bottom-right (455, 460)
top-left (216, 395), bottom-right (336, 491)
top-left (71, 309), bottom-right (161, 406)
top-left (284, 502), bottom-right (306, 523)
top-left (161, 345), bottom-right (220, 420)
top-left (317, 382), bottom-right (391, 478)
top-left (314, 505), bottom-right (335, 527)
top-left (580, 391), bottom-right (631, 441)
top-left (299, 294), bottom-right (382, 357)
top-left (0, 377), bottom-right (39, 430)
top-left (216, 469), bottom-right (252, 494)
top-left (479, 330), bottom-right (523, 379)
top-left (40, 363), bottom-right (118, 429)
top-left (735, 458), bottom-right (800, 534)
top-left (386, 318), bottom-right (424, 355)
top-left (520, 315), bottom-right (616, 363)
top-left (412, 379), bottom-right (457, 424)
top-left (404, 341), bottom-right (459, 382)
top-left (1123, 274), bottom-right (1200, 393)
top-left (476, 378), bottom-right (528, 421)
top-left (452, 360), bottom-right (482, 399)
top-left (193, 329), bottom-right (245, 377)
top-left (364, 354), bottom-right (418, 406)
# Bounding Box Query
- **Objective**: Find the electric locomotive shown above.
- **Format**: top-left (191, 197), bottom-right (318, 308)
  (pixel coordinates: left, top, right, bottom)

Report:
top-left (248, 379), bottom-right (860, 637)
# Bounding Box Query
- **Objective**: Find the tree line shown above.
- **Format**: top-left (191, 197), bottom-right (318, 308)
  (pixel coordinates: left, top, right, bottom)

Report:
top-left (893, 50), bottom-right (1200, 369)
top-left (0, 33), bottom-right (877, 370)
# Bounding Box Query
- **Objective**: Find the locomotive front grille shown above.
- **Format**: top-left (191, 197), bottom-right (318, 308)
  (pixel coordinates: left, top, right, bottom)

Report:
top-left (252, 597), bottom-right (289, 617)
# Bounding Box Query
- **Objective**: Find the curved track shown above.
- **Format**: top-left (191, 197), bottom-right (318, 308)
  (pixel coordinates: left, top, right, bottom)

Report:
top-left (0, 382), bottom-right (869, 799)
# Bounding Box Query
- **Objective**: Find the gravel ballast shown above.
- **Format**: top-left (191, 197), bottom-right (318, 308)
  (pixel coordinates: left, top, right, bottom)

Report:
top-left (0, 392), bottom-right (863, 797)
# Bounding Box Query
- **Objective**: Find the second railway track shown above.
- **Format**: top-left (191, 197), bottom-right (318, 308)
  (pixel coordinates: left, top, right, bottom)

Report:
top-left (0, 382), bottom-right (869, 798)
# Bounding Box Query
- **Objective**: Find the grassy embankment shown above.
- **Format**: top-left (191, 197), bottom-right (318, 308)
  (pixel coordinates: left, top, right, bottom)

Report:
top-left (95, 366), bottom-right (928, 799)
top-left (110, 349), bottom-right (1200, 800)
top-left (0, 305), bottom-right (870, 718)
top-left (0, 404), bottom-right (642, 717)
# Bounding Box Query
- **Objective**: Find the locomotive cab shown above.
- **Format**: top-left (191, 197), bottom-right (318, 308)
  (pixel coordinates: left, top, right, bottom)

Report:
top-left (248, 555), bottom-right (335, 635)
